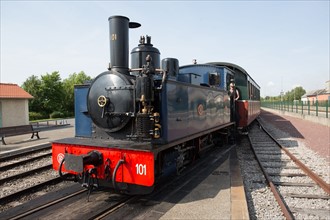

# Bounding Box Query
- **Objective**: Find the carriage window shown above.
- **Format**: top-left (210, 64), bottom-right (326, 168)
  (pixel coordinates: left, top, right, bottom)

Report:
top-left (209, 72), bottom-right (220, 87)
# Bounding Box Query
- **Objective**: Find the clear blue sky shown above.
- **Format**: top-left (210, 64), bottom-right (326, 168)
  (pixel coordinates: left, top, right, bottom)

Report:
top-left (1, 0), bottom-right (329, 97)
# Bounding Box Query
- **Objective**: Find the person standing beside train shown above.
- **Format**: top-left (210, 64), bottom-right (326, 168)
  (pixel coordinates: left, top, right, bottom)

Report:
top-left (229, 82), bottom-right (240, 124)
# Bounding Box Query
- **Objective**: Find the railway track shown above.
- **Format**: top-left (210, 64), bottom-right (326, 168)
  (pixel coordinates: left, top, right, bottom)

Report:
top-left (0, 144), bottom-right (52, 171)
top-left (0, 183), bottom-right (86, 220)
top-left (0, 164), bottom-right (52, 184)
top-left (0, 144), bottom-right (51, 161)
top-left (0, 144), bottom-right (64, 210)
top-left (248, 120), bottom-right (330, 219)
top-left (0, 176), bottom-right (66, 206)
top-left (1, 179), bottom-right (139, 220)
top-left (1, 143), bottom-right (235, 219)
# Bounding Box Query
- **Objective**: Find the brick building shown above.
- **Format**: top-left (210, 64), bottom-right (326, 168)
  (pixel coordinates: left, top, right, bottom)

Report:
top-left (301, 81), bottom-right (330, 103)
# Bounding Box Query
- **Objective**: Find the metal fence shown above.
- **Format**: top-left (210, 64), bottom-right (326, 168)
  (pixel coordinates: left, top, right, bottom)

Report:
top-left (261, 100), bottom-right (329, 118)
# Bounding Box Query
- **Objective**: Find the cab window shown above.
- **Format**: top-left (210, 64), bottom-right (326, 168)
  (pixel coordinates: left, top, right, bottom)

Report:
top-left (209, 72), bottom-right (220, 87)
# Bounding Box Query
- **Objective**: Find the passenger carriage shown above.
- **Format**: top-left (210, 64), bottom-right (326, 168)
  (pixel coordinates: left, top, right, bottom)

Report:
top-left (208, 62), bottom-right (261, 130)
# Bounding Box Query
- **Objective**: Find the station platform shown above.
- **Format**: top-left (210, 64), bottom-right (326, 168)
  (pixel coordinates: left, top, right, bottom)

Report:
top-left (0, 119), bottom-right (74, 155)
top-left (156, 147), bottom-right (249, 220)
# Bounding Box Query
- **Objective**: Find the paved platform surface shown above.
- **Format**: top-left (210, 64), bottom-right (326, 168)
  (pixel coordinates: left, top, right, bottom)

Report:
top-left (260, 108), bottom-right (330, 162)
top-left (154, 147), bottom-right (248, 220)
top-left (0, 119), bottom-right (74, 155)
top-left (135, 147), bottom-right (248, 220)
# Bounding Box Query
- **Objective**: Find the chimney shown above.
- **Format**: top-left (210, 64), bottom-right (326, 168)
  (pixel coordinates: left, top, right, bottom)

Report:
top-left (108, 15), bottom-right (140, 73)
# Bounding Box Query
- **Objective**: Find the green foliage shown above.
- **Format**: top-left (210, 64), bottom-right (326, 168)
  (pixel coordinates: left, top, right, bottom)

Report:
top-left (22, 75), bottom-right (42, 112)
top-left (62, 110), bottom-right (74, 118)
top-left (283, 86), bottom-right (306, 102)
top-left (62, 71), bottom-right (92, 113)
top-left (261, 86), bottom-right (306, 102)
top-left (22, 71), bottom-right (92, 120)
top-left (262, 95), bottom-right (281, 102)
top-left (29, 112), bottom-right (47, 120)
top-left (40, 71), bottom-right (65, 114)
top-left (50, 111), bottom-right (65, 119)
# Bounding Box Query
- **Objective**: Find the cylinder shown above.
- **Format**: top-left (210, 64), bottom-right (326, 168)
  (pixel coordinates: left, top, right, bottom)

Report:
top-left (161, 58), bottom-right (179, 78)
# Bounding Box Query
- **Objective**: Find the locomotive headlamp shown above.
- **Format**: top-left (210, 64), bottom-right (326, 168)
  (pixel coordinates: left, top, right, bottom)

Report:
top-left (97, 95), bottom-right (107, 107)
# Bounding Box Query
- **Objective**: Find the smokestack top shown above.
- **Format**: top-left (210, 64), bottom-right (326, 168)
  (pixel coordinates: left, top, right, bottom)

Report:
top-left (108, 15), bottom-right (141, 28)
top-left (108, 15), bottom-right (140, 72)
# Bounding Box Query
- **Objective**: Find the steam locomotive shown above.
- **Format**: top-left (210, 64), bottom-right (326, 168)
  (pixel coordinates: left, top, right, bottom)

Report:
top-left (52, 15), bottom-right (260, 195)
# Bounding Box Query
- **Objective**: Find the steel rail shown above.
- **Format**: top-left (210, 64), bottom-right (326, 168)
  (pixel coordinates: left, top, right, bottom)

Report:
top-left (0, 144), bottom-right (51, 162)
top-left (8, 189), bottom-right (87, 220)
top-left (0, 153), bottom-right (52, 171)
top-left (257, 119), bottom-right (330, 195)
top-left (90, 196), bottom-right (138, 220)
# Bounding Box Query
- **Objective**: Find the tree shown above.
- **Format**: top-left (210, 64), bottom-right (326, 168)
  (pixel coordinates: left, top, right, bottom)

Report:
top-left (22, 71), bottom-right (92, 118)
top-left (283, 86), bottom-right (306, 102)
top-left (40, 71), bottom-right (64, 114)
top-left (293, 86), bottom-right (306, 101)
top-left (62, 71), bottom-right (92, 114)
top-left (22, 75), bottom-right (42, 112)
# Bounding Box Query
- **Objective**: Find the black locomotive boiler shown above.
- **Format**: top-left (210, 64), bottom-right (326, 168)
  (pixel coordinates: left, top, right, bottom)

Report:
top-left (52, 15), bottom-right (259, 195)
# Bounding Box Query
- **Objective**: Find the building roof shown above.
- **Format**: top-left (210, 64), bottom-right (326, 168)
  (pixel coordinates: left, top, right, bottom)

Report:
top-left (0, 83), bottom-right (34, 99)
top-left (302, 81), bottom-right (330, 98)
top-left (308, 89), bottom-right (325, 96)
